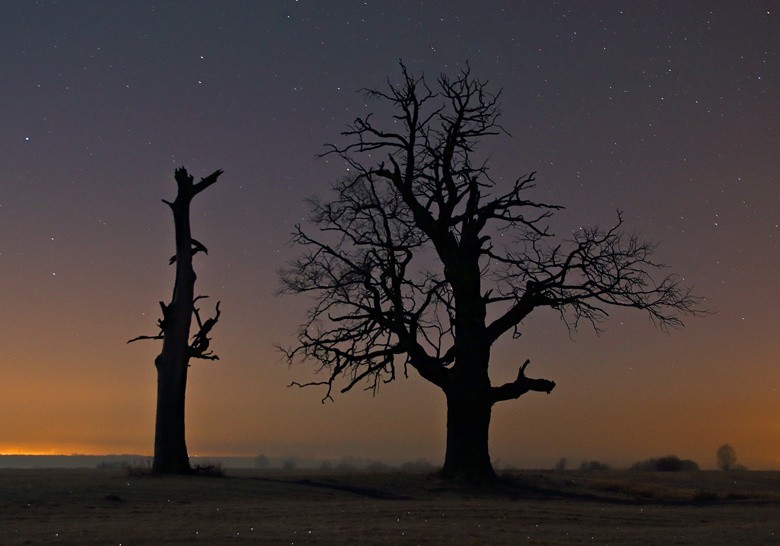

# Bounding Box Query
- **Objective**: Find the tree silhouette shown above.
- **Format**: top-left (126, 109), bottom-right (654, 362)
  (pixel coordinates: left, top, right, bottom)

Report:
top-left (716, 443), bottom-right (738, 471)
top-left (281, 64), bottom-right (700, 482)
top-left (129, 167), bottom-right (223, 474)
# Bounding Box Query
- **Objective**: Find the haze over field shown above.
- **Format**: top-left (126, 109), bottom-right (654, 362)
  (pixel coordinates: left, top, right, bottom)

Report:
top-left (0, 1), bottom-right (778, 469)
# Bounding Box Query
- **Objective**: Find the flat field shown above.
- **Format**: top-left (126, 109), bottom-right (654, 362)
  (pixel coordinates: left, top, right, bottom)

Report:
top-left (1, 468), bottom-right (779, 544)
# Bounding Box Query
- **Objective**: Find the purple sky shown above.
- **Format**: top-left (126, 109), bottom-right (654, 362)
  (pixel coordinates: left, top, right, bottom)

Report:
top-left (1, 1), bottom-right (778, 469)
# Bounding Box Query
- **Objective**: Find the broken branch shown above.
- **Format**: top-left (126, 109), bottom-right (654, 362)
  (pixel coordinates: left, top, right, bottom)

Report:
top-left (491, 358), bottom-right (556, 403)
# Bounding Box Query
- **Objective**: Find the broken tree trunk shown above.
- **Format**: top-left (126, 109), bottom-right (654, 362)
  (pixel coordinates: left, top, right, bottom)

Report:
top-left (129, 166), bottom-right (223, 474)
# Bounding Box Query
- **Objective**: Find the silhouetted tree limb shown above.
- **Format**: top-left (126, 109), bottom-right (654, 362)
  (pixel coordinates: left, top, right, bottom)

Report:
top-left (127, 333), bottom-right (164, 343)
top-left (190, 299), bottom-right (221, 360)
top-left (169, 238), bottom-right (209, 265)
top-left (128, 301), bottom-right (172, 344)
top-left (491, 359), bottom-right (556, 403)
top-left (282, 62), bottom-right (702, 482)
top-left (485, 211), bottom-right (700, 339)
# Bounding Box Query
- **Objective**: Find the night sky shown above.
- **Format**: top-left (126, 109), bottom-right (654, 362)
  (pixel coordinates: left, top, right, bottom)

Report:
top-left (1, 1), bottom-right (777, 469)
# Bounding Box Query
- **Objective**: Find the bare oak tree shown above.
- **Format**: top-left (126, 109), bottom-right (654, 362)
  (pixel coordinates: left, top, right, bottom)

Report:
top-left (129, 167), bottom-right (223, 474)
top-left (281, 64), bottom-right (700, 482)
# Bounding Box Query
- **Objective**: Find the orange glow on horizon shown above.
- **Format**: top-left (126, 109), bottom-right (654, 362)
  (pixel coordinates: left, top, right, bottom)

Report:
top-left (0, 1), bottom-right (778, 473)
top-left (0, 443), bottom-right (149, 457)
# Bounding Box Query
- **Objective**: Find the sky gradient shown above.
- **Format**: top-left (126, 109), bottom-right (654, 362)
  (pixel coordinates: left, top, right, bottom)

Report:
top-left (1, 1), bottom-right (778, 469)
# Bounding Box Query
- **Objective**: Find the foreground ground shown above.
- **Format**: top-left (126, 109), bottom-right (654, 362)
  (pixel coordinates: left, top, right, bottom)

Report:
top-left (1, 468), bottom-right (779, 544)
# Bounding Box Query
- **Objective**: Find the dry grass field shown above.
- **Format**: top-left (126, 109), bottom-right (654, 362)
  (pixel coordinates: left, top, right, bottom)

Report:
top-left (1, 468), bottom-right (779, 544)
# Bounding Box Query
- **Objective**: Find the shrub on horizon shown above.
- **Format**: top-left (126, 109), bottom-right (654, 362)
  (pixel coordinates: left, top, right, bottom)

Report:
top-left (366, 460), bottom-right (390, 472)
top-left (319, 460), bottom-right (333, 471)
top-left (399, 458), bottom-right (436, 473)
top-left (254, 454), bottom-right (270, 470)
top-left (579, 460), bottom-right (611, 471)
top-left (335, 459), bottom-right (357, 472)
top-left (282, 457), bottom-right (297, 471)
top-left (193, 461), bottom-right (225, 478)
top-left (630, 455), bottom-right (700, 472)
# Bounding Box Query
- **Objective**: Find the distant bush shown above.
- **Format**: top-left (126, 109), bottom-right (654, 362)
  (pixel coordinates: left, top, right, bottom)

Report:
top-left (399, 458), bottom-right (436, 473)
top-left (366, 460), bottom-right (390, 472)
top-left (254, 454), bottom-right (270, 470)
top-left (554, 457), bottom-right (568, 471)
top-left (335, 458), bottom-right (357, 472)
top-left (282, 457), bottom-right (297, 471)
top-left (579, 460), bottom-right (610, 471)
top-left (193, 461), bottom-right (225, 478)
top-left (319, 460), bottom-right (333, 471)
top-left (631, 455), bottom-right (700, 472)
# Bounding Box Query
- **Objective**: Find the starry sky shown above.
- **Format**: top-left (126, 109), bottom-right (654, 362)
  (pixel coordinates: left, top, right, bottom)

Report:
top-left (1, 1), bottom-right (778, 469)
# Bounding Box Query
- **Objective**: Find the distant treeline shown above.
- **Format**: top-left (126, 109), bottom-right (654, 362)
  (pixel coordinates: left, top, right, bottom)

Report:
top-left (0, 454), bottom-right (443, 471)
top-left (0, 454), bottom-right (431, 470)
top-left (0, 455), bottom-right (251, 469)
top-left (630, 455), bottom-right (700, 472)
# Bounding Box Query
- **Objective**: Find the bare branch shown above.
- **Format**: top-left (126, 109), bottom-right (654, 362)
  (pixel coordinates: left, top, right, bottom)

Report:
top-left (190, 300), bottom-right (221, 360)
top-left (491, 359), bottom-right (556, 403)
top-left (127, 334), bottom-right (164, 344)
top-left (192, 169), bottom-right (224, 194)
top-left (486, 211), bottom-right (705, 340)
top-left (281, 63), bottom-right (701, 405)
top-left (169, 238), bottom-right (209, 265)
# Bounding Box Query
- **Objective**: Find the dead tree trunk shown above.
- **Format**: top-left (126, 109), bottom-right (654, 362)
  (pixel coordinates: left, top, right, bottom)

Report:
top-left (129, 167), bottom-right (223, 475)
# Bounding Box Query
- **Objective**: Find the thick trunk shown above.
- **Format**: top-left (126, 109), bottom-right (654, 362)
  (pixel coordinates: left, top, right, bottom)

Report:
top-left (441, 328), bottom-right (496, 482)
top-left (153, 354), bottom-right (190, 474)
top-left (439, 252), bottom-right (498, 482)
top-left (441, 388), bottom-right (496, 482)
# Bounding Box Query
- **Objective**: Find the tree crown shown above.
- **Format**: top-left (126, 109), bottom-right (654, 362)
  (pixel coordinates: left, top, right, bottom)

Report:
top-left (281, 63), bottom-right (701, 400)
